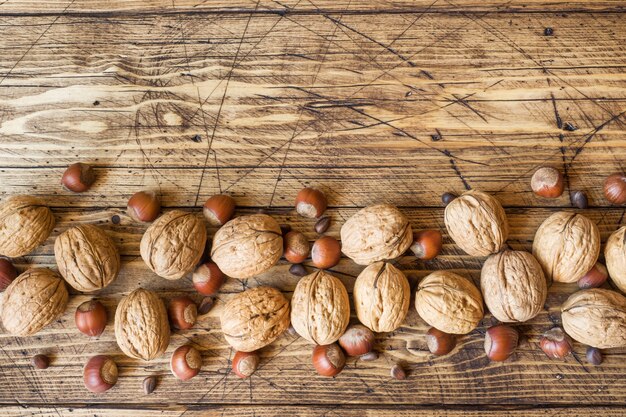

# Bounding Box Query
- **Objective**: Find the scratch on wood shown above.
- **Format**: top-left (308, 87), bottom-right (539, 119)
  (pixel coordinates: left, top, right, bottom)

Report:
top-left (550, 92), bottom-right (563, 129)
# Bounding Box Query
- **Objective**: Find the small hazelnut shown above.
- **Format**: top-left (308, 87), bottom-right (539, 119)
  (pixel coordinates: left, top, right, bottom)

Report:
top-left (484, 325), bottom-right (519, 362)
top-left (31, 354), bottom-right (50, 370)
top-left (127, 191), bottom-right (161, 222)
top-left (143, 376), bottom-right (157, 394)
top-left (295, 188), bottom-right (327, 218)
top-left (578, 263), bottom-right (608, 289)
top-left (571, 190), bottom-right (588, 209)
top-left (311, 236), bottom-right (341, 269)
top-left (390, 364), bottom-right (406, 380)
top-left (75, 300), bottom-right (107, 337)
top-left (0, 258), bottom-right (17, 291)
top-left (312, 344), bottom-right (345, 377)
top-left (441, 192), bottom-right (457, 206)
top-left (283, 231), bottom-right (310, 264)
top-left (603, 173), bottom-right (626, 205)
top-left (426, 327), bottom-right (456, 356)
top-left (168, 296), bottom-right (197, 330)
top-left (410, 230), bottom-right (443, 260)
top-left (203, 195), bottom-right (236, 226)
top-left (338, 324), bottom-right (375, 357)
top-left (586, 347), bottom-right (603, 366)
top-left (359, 351), bottom-right (379, 361)
top-left (170, 345), bottom-right (202, 381)
top-left (289, 263), bottom-right (308, 277)
top-left (315, 217), bottom-right (331, 234)
top-left (531, 167), bottom-right (564, 198)
top-left (62, 162), bottom-right (96, 193)
top-left (539, 327), bottom-right (572, 359)
top-left (192, 262), bottom-right (225, 296)
top-left (232, 350), bottom-right (260, 379)
top-left (198, 296), bottom-right (216, 315)
top-left (83, 355), bottom-right (118, 393)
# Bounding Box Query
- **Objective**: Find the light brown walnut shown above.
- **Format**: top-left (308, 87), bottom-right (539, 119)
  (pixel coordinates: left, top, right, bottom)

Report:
top-left (220, 286), bottom-right (290, 352)
top-left (291, 270), bottom-right (350, 344)
top-left (444, 190), bottom-right (509, 257)
top-left (561, 289), bottom-right (626, 348)
top-left (340, 204), bottom-right (412, 265)
top-left (211, 214), bottom-right (282, 279)
top-left (532, 211), bottom-right (600, 283)
top-left (604, 226), bottom-right (626, 293)
top-left (353, 262), bottom-right (410, 332)
top-left (140, 210), bottom-right (206, 280)
top-left (0, 268), bottom-right (68, 336)
top-left (480, 250), bottom-right (547, 323)
top-left (0, 195), bottom-right (55, 258)
top-left (114, 288), bottom-right (170, 361)
top-left (54, 224), bottom-right (120, 292)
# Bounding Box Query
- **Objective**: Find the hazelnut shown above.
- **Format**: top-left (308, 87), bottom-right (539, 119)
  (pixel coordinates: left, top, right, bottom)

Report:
top-left (359, 351), bottom-right (379, 361)
top-left (143, 376), bottom-right (157, 394)
top-left (203, 194), bottom-right (236, 226)
top-left (604, 226), bottom-right (626, 293)
top-left (571, 190), bottom-right (588, 209)
top-left (426, 327), bottom-right (456, 356)
top-left (338, 324), bottom-right (375, 356)
top-left (295, 188), bottom-right (327, 218)
top-left (441, 192), bottom-right (457, 206)
top-left (289, 263), bottom-right (308, 277)
top-left (127, 191), bottom-right (161, 222)
top-left (84, 355), bottom-right (118, 393)
top-left (232, 350), bottom-right (260, 378)
top-left (62, 162), bottom-right (96, 193)
top-left (198, 296), bottom-right (216, 315)
top-left (192, 262), bottom-right (225, 296)
top-left (390, 364), bottom-right (406, 380)
top-left (283, 231), bottom-right (310, 264)
top-left (484, 325), bottom-right (519, 362)
top-left (32, 354), bottom-right (50, 370)
top-left (410, 229), bottom-right (442, 260)
top-left (603, 173), bottom-right (626, 204)
top-left (578, 263), bottom-right (608, 290)
top-left (0, 258), bottom-right (17, 291)
top-left (539, 327), bottom-right (572, 359)
top-left (75, 300), bottom-right (107, 337)
top-left (586, 347), bottom-right (603, 366)
top-left (315, 216), bottom-right (331, 234)
top-left (311, 236), bottom-right (341, 269)
top-left (170, 345), bottom-right (202, 381)
top-left (168, 296), bottom-right (197, 330)
top-left (531, 167), bottom-right (564, 198)
top-left (312, 344), bottom-right (345, 377)
top-left (0, 195), bottom-right (55, 258)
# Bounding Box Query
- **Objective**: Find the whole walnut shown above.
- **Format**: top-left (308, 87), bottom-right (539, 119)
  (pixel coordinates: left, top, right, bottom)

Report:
top-left (211, 214), bottom-right (282, 279)
top-left (480, 250), bottom-right (547, 323)
top-left (0, 195), bottom-right (55, 257)
top-left (114, 288), bottom-right (170, 360)
top-left (55, 224), bottom-right (120, 292)
top-left (353, 262), bottom-right (410, 332)
top-left (140, 210), bottom-right (206, 280)
top-left (604, 226), bottom-right (626, 293)
top-left (532, 211), bottom-right (600, 283)
top-left (291, 271), bottom-right (350, 344)
top-left (561, 289), bottom-right (626, 348)
top-left (340, 204), bottom-right (412, 265)
top-left (221, 286), bottom-right (290, 351)
top-left (415, 271), bottom-right (484, 334)
top-left (444, 190), bottom-right (508, 257)
top-left (1, 268), bottom-right (68, 336)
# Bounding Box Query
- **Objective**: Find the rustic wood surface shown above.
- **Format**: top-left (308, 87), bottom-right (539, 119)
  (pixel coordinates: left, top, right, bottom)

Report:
top-left (0, 0), bottom-right (625, 416)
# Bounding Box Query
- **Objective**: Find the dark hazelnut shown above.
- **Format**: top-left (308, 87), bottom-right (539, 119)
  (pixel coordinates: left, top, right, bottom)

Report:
top-left (289, 263), bottom-right (308, 277)
top-left (143, 376), bottom-right (157, 394)
top-left (578, 263), bottom-right (608, 289)
top-left (441, 192), bottom-right (457, 206)
top-left (62, 162), bottom-right (96, 193)
top-left (571, 190), bottom-right (588, 209)
top-left (314, 216), bottom-right (331, 234)
top-left (586, 346), bottom-right (603, 366)
top-left (0, 258), bottom-right (17, 291)
top-left (32, 354), bottom-right (50, 370)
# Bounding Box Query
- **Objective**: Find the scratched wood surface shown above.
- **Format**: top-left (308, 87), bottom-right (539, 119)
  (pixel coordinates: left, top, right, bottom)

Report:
top-left (1, 0), bottom-right (625, 416)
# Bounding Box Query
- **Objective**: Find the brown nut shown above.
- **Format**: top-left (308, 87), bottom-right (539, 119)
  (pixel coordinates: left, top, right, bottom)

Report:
top-left (312, 344), bottom-right (345, 377)
top-left (532, 212), bottom-right (600, 283)
top-left (32, 354), bottom-right (50, 370)
top-left (283, 231), bottom-right (310, 264)
top-left (203, 194), bottom-right (236, 226)
top-left (539, 327), bottom-right (572, 359)
top-left (603, 173), bottom-right (626, 205)
top-left (143, 376), bottom-right (157, 394)
top-left (0, 195), bottom-right (55, 257)
top-left (168, 296), bottom-right (197, 330)
top-left (55, 224), bottom-right (120, 292)
top-left (353, 262), bottom-right (410, 332)
top-left (84, 355), bottom-right (118, 393)
top-left (291, 270), bottom-right (350, 345)
top-left (220, 287), bottom-right (290, 352)
top-left (192, 262), bottom-right (225, 296)
top-left (410, 230), bottom-right (442, 260)
top-left (586, 347), bottom-right (603, 365)
top-left (571, 190), bottom-right (588, 209)
top-left (426, 327), bottom-right (456, 356)
top-left (561, 288), bottom-right (626, 348)
top-left (295, 188), bottom-right (327, 218)
top-left (114, 289), bottom-right (170, 361)
top-left (0, 268), bottom-right (68, 336)
top-left (0, 258), bottom-right (17, 291)
top-left (315, 216), bottom-right (331, 234)
top-left (480, 250), bottom-right (547, 323)
top-left (311, 236), bottom-right (341, 269)
top-left (232, 350), bottom-right (260, 379)
top-left (170, 345), bottom-right (202, 381)
top-left (604, 226), bottom-right (626, 293)
top-left (341, 204), bottom-right (412, 265)
top-left (62, 162), bottom-right (96, 193)
top-left (211, 214), bottom-right (282, 279)
top-left (415, 271), bottom-right (483, 335)
top-left (140, 210), bottom-right (207, 280)
top-left (531, 167), bottom-right (564, 198)
top-left (127, 191), bottom-right (161, 222)
top-left (578, 263), bottom-right (608, 290)
top-left (484, 325), bottom-right (519, 362)
top-left (390, 364), bottom-right (407, 380)
top-left (75, 300), bottom-right (107, 337)
top-left (338, 324), bottom-right (375, 356)
top-left (444, 190), bottom-right (509, 257)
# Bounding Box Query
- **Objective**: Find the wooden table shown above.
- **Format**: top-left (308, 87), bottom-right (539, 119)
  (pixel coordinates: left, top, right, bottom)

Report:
top-left (0, 0), bottom-right (625, 415)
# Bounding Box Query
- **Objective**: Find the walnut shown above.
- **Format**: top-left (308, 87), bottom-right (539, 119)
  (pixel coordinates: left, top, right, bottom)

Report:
top-left (114, 288), bottom-right (170, 361)
top-left (211, 214), bottom-right (282, 279)
top-left (340, 204), bottom-right (412, 265)
top-left (444, 190), bottom-right (508, 257)
top-left (604, 226), bottom-right (626, 293)
top-left (415, 270), bottom-right (484, 334)
top-left (0, 268), bottom-right (68, 336)
top-left (291, 271), bottom-right (350, 344)
top-left (561, 289), bottom-right (626, 349)
top-left (140, 210), bottom-right (206, 280)
top-left (0, 195), bottom-right (55, 257)
top-left (220, 286), bottom-right (290, 351)
top-left (532, 211), bottom-right (600, 283)
top-left (54, 224), bottom-right (120, 292)
top-left (353, 262), bottom-right (410, 332)
top-left (480, 250), bottom-right (547, 323)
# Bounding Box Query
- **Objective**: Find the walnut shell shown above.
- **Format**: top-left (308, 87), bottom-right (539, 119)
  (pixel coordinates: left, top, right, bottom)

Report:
top-left (604, 226), bottom-right (626, 293)
top-left (561, 289), bottom-right (626, 348)
top-left (444, 190), bottom-right (508, 257)
top-left (480, 250), bottom-right (547, 323)
top-left (532, 211), bottom-right (600, 283)
top-left (140, 210), bottom-right (206, 280)
top-left (211, 214), bottom-right (282, 279)
top-left (54, 224), bottom-right (120, 292)
top-left (291, 271), bottom-right (350, 344)
top-left (220, 286), bottom-right (290, 352)
top-left (353, 262), bottom-right (410, 332)
top-left (415, 271), bottom-right (484, 334)
top-left (340, 204), bottom-right (412, 265)
top-left (114, 288), bottom-right (170, 361)
top-left (0, 195), bottom-right (55, 257)
top-left (0, 268), bottom-right (68, 336)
